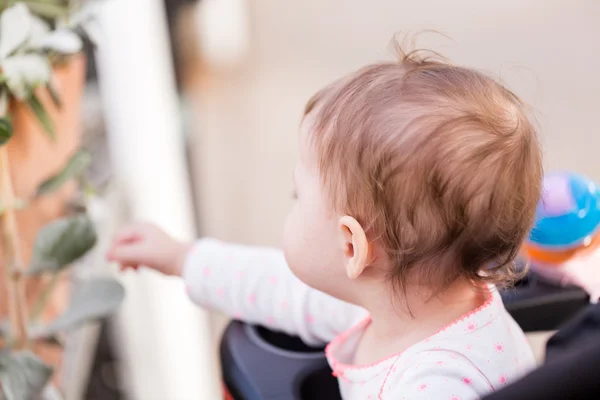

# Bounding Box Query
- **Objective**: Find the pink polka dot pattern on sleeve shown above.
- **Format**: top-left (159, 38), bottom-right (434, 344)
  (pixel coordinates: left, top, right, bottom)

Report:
top-left (417, 383), bottom-right (429, 392)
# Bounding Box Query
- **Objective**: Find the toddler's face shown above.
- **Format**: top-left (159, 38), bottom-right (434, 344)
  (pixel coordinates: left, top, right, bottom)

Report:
top-left (282, 118), bottom-right (351, 300)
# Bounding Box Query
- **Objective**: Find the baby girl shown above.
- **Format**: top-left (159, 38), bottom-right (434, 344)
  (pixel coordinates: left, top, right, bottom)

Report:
top-left (107, 48), bottom-right (542, 399)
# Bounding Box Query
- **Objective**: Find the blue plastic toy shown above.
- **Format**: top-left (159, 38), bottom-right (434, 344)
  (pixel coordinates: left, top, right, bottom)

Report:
top-left (528, 172), bottom-right (600, 251)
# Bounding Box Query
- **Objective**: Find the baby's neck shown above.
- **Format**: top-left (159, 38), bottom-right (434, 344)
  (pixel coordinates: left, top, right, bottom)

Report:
top-left (353, 278), bottom-right (485, 365)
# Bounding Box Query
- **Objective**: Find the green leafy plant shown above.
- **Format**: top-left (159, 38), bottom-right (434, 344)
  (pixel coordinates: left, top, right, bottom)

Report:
top-left (0, 2), bottom-right (124, 399)
top-left (0, 1), bottom-right (98, 140)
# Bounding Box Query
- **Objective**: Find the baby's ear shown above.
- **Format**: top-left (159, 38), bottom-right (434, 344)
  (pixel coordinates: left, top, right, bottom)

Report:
top-left (339, 216), bottom-right (370, 279)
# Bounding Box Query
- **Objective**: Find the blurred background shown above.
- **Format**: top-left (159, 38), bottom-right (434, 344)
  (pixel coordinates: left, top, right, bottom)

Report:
top-left (15, 0), bottom-right (599, 398)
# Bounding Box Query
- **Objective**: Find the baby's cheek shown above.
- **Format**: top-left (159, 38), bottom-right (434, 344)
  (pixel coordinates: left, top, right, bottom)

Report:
top-left (283, 210), bottom-right (314, 280)
top-left (282, 211), bottom-right (301, 266)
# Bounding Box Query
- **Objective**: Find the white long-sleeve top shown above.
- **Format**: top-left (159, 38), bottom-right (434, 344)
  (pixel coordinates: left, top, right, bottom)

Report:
top-left (183, 239), bottom-right (536, 400)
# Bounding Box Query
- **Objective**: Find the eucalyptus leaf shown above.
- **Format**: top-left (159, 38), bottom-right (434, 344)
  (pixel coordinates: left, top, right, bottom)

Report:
top-left (32, 279), bottom-right (125, 337)
top-left (0, 91), bottom-right (6, 113)
top-left (26, 92), bottom-right (55, 140)
top-left (69, 4), bottom-right (101, 46)
top-left (0, 320), bottom-right (62, 346)
top-left (0, 4), bottom-right (32, 59)
top-left (36, 151), bottom-right (91, 197)
top-left (0, 320), bottom-right (8, 337)
top-left (0, 351), bottom-right (52, 400)
top-left (80, 21), bottom-right (101, 47)
top-left (41, 384), bottom-right (63, 400)
top-left (30, 29), bottom-right (83, 54)
top-left (0, 118), bottom-right (12, 146)
top-left (17, 2), bottom-right (70, 20)
top-left (46, 82), bottom-right (61, 109)
top-left (26, 323), bottom-right (63, 347)
top-left (29, 214), bottom-right (97, 274)
top-left (24, 12), bottom-right (51, 47)
top-left (1, 54), bottom-right (52, 100)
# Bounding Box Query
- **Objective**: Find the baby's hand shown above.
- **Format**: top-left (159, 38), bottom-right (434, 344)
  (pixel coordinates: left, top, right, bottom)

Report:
top-left (106, 222), bottom-right (191, 276)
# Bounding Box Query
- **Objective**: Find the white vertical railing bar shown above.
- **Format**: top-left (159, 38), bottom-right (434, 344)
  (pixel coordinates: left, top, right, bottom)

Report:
top-left (95, 0), bottom-right (220, 399)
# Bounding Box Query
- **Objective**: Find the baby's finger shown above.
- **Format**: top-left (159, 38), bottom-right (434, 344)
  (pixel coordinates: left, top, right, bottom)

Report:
top-left (113, 229), bottom-right (142, 246)
top-left (119, 262), bottom-right (140, 271)
top-left (106, 243), bottom-right (144, 265)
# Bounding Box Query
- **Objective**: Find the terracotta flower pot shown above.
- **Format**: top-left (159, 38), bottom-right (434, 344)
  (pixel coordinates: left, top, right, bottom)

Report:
top-left (0, 54), bottom-right (86, 383)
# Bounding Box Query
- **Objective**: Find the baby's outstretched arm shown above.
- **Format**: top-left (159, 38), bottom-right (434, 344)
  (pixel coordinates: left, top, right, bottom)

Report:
top-left (108, 223), bottom-right (367, 345)
top-left (184, 239), bottom-right (367, 345)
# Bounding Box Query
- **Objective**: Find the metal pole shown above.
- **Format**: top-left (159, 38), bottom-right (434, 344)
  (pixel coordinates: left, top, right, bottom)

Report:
top-left (95, 0), bottom-right (220, 399)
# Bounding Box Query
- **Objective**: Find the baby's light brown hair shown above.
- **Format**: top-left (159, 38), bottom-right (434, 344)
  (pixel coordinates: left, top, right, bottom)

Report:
top-left (305, 46), bottom-right (543, 297)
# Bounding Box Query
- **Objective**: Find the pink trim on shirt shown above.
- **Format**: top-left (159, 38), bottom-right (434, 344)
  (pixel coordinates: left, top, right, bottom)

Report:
top-left (429, 285), bottom-right (497, 336)
top-left (325, 316), bottom-right (373, 373)
top-left (326, 285), bottom-right (497, 377)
